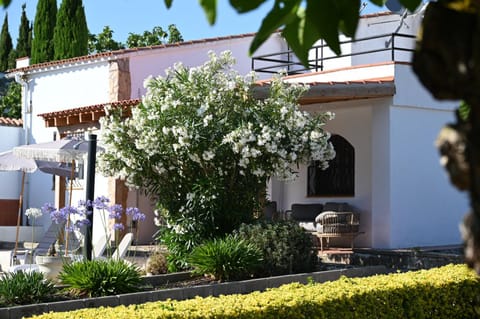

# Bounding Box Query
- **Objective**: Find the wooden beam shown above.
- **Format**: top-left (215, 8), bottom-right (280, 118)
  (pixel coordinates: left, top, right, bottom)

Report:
top-left (79, 112), bottom-right (93, 123)
top-left (92, 111), bottom-right (105, 121)
top-left (44, 119), bottom-right (55, 127)
top-left (54, 117), bottom-right (68, 127)
top-left (66, 115), bottom-right (80, 126)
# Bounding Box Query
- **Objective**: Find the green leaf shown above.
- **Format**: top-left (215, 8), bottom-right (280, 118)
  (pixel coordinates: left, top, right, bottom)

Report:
top-left (229, 0), bottom-right (267, 13)
top-left (337, 0), bottom-right (360, 37)
top-left (249, 0), bottom-right (301, 56)
top-left (400, 0), bottom-right (422, 12)
top-left (200, 0), bottom-right (217, 25)
top-left (370, 0), bottom-right (386, 6)
top-left (0, 0), bottom-right (11, 8)
top-left (164, 0), bottom-right (173, 9)
top-left (282, 9), bottom-right (320, 67)
top-left (306, 0), bottom-right (341, 55)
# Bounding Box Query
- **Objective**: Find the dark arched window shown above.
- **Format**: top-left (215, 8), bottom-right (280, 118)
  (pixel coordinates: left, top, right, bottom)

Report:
top-left (307, 134), bottom-right (354, 197)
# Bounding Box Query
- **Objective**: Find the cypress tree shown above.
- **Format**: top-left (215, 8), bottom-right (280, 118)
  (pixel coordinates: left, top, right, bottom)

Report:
top-left (31, 0), bottom-right (57, 64)
top-left (7, 49), bottom-right (16, 69)
top-left (0, 14), bottom-right (13, 71)
top-left (16, 3), bottom-right (32, 59)
top-left (53, 0), bottom-right (88, 60)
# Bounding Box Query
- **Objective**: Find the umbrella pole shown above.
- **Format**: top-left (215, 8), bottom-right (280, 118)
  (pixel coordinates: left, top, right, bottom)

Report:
top-left (64, 160), bottom-right (75, 256)
top-left (13, 171), bottom-right (26, 260)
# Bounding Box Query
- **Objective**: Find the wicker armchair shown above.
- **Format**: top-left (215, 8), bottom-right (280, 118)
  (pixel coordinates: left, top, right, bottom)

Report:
top-left (314, 202), bottom-right (362, 251)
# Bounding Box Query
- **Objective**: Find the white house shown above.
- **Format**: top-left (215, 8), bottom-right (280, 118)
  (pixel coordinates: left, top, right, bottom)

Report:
top-left (5, 33), bottom-right (284, 245)
top-left (0, 116), bottom-right (24, 225)
top-left (4, 6), bottom-right (469, 250)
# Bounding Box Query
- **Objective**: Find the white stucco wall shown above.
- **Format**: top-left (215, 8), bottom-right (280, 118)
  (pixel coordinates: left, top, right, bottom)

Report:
top-left (277, 99), bottom-right (375, 248)
top-left (0, 125), bottom-right (24, 199)
top-left (352, 9), bottom-right (424, 66)
top-left (371, 100), bottom-right (391, 248)
top-left (388, 105), bottom-right (467, 248)
top-left (17, 62), bottom-right (110, 231)
top-left (128, 33), bottom-right (286, 100)
top-left (386, 64), bottom-right (468, 248)
top-left (275, 61), bottom-right (468, 250)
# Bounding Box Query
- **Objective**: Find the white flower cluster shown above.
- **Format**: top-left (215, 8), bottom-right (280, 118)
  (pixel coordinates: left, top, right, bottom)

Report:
top-left (99, 50), bottom-right (335, 206)
top-left (25, 207), bottom-right (43, 219)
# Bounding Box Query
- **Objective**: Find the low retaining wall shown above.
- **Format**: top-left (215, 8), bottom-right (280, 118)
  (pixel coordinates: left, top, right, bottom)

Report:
top-left (353, 249), bottom-right (464, 270)
top-left (0, 265), bottom-right (388, 319)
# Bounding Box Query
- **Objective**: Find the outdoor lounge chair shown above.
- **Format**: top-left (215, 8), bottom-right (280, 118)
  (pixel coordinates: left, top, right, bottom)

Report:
top-left (97, 232), bottom-right (134, 261)
top-left (92, 234), bottom-right (108, 259)
top-left (8, 263), bottom-right (40, 274)
top-left (11, 221), bottom-right (81, 266)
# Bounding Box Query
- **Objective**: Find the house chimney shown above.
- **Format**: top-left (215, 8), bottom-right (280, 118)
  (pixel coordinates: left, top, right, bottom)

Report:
top-left (16, 57), bottom-right (30, 68)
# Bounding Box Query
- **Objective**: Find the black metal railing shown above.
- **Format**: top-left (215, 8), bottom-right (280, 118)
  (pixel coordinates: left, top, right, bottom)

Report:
top-left (251, 33), bottom-right (416, 75)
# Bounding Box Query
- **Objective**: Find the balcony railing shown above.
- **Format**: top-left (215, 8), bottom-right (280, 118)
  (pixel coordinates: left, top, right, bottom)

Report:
top-left (251, 33), bottom-right (416, 76)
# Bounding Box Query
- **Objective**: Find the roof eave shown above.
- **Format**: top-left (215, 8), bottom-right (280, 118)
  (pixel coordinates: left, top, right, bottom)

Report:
top-left (253, 81), bottom-right (396, 104)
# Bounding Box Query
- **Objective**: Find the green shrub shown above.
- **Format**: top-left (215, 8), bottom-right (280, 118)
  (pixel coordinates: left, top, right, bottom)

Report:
top-left (24, 264), bottom-right (480, 319)
top-left (58, 259), bottom-right (142, 297)
top-left (187, 235), bottom-right (262, 281)
top-left (0, 271), bottom-right (56, 306)
top-left (146, 251), bottom-right (168, 275)
top-left (234, 220), bottom-right (317, 276)
top-left (99, 51), bottom-right (334, 274)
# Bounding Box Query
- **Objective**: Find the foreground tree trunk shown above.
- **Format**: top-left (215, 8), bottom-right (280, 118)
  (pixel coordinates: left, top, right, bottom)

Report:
top-left (413, 2), bottom-right (480, 272)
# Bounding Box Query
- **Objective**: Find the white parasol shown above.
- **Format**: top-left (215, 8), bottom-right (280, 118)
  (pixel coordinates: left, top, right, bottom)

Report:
top-left (12, 136), bottom-right (104, 256)
top-left (13, 136), bottom-right (92, 163)
top-left (0, 151), bottom-right (76, 257)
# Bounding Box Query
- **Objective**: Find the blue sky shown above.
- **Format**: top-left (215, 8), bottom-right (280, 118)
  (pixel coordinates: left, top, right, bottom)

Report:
top-left (3, 1), bottom-right (389, 46)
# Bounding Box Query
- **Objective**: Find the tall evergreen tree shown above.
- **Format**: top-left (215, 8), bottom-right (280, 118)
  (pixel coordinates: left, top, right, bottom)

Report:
top-left (16, 3), bottom-right (32, 59)
top-left (0, 14), bottom-right (13, 71)
top-left (31, 0), bottom-right (57, 64)
top-left (53, 0), bottom-right (88, 60)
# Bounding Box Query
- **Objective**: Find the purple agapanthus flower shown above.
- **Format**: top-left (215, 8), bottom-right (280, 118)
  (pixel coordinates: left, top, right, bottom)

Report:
top-left (41, 202), bottom-right (56, 214)
top-left (113, 223), bottom-right (125, 231)
top-left (109, 204), bottom-right (123, 220)
top-left (50, 209), bottom-right (68, 224)
top-left (74, 219), bottom-right (91, 228)
top-left (126, 207), bottom-right (146, 221)
top-left (61, 206), bottom-right (79, 216)
top-left (65, 224), bottom-right (76, 233)
top-left (77, 199), bottom-right (92, 212)
top-left (93, 196), bottom-right (110, 210)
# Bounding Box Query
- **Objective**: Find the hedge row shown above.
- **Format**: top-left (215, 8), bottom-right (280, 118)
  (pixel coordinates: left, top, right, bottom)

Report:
top-left (28, 264), bottom-right (480, 319)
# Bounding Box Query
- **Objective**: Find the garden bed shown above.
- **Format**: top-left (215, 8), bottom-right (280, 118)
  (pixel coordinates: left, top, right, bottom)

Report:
top-left (0, 266), bottom-right (388, 319)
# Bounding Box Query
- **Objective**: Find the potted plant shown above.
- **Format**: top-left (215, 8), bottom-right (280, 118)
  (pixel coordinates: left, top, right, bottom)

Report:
top-left (35, 197), bottom-right (145, 281)
top-left (35, 245), bottom-right (72, 281)
top-left (33, 204), bottom-right (77, 281)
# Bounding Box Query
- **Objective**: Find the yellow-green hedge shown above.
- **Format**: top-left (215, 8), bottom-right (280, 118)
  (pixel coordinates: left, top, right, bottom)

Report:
top-left (28, 264), bottom-right (480, 319)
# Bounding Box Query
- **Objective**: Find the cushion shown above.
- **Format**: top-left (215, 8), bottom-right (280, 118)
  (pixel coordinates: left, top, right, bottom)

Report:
top-left (298, 221), bottom-right (317, 232)
top-left (290, 203), bottom-right (323, 221)
top-left (323, 202), bottom-right (352, 212)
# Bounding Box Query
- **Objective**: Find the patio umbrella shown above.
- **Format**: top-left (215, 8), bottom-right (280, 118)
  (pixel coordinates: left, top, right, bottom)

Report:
top-left (12, 136), bottom-right (93, 163)
top-left (12, 136), bottom-right (104, 255)
top-left (0, 150), bottom-right (75, 257)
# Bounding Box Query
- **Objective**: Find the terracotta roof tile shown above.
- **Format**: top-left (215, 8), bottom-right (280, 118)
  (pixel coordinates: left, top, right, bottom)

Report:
top-left (7, 32), bottom-right (258, 74)
top-left (0, 117), bottom-right (22, 127)
top-left (6, 10), bottom-right (397, 75)
top-left (38, 99), bottom-right (141, 119)
top-left (38, 99), bottom-right (141, 128)
top-left (360, 11), bottom-right (393, 18)
top-left (307, 76), bottom-right (394, 86)
top-left (255, 61), bottom-right (396, 87)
